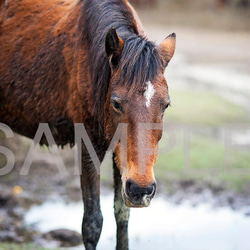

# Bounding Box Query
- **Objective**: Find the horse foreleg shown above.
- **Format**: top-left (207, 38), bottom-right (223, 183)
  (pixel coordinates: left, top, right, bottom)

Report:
top-left (81, 155), bottom-right (103, 250)
top-left (113, 154), bottom-right (130, 250)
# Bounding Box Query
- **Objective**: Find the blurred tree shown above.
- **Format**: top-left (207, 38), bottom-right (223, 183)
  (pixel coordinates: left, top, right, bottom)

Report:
top-left (129, 0), bottom-right (158, 7)
top-left (215, 0), bottom-right (229, 9)
top-left (237, 0), bottom-right (249, 8)
top-left (214, 0), bottom-right (249, 9)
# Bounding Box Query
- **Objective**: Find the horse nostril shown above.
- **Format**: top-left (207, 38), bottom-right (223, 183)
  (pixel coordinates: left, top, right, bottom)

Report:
top-left (147, 183), bottom-right (156, 196)
top-left (126, 179), bottom-right (134, 196)
top-left (126, 179), bottom-right (156, 199)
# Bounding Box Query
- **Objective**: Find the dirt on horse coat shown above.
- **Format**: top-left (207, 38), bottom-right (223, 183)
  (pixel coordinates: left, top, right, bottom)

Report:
top-left (0, 0), bottom-right (176, 249)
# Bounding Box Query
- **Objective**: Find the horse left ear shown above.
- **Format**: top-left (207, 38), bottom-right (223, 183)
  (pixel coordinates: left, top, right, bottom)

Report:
top-left (159, 33), bottom-right (176, 68)
top-left (105, 27), bottom-right (124, 67)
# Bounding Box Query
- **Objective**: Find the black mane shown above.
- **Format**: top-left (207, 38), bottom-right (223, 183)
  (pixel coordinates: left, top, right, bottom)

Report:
top-left (80, 0), bottom-right (163, 124)
top-left (118, 34), bottom-right (163, 88)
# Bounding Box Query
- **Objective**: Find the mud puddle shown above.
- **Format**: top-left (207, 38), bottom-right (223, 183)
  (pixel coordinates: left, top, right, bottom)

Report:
top-left (25, 193), bottom-right (250, 250)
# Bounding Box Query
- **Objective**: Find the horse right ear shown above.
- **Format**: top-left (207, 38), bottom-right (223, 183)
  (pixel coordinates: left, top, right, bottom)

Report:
top-left (159, 33), bottom-right (176, 68)
top-left (105, 27), bottom-right (124, 67)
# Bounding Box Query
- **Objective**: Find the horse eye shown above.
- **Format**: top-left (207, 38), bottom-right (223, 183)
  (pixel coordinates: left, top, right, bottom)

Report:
top-left (162, 103), bottom-right (170, 113)
top-left (112, 99), bottom-right (123, 112)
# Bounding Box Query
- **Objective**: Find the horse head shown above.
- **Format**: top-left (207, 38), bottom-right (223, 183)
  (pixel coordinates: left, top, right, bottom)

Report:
top-left (104, 28), bottom-right (176, 207)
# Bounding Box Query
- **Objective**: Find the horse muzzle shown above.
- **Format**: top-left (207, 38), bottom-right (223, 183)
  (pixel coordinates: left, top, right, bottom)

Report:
top-left (122, 179), bottom-right (156, 208)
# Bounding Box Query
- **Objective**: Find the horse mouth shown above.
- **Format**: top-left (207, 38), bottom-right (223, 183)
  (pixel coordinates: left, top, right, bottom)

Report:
top-left (121, 188), bottom-right (154, 208)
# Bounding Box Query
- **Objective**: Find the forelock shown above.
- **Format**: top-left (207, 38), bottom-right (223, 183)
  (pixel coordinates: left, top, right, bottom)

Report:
top-left (117, 35), bottom-right (163, 90)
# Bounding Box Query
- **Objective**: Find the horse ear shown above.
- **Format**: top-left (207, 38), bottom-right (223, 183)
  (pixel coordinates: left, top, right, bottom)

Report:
top-left (159, 33), bottom-right (176, 68)
top-left (105, 27), bottom-right (124, 67)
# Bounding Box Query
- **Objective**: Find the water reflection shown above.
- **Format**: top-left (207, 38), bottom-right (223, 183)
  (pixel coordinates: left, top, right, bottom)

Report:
top-left (25, 194), bottom-right (250, 250)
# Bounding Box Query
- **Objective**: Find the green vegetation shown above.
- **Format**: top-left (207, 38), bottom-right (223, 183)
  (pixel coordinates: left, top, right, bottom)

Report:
top-left (155, 90), bottom-right (250, 192)
top-left (0, 243), bottom-right (60, 250)
top-left (156, 133), bottom-right (250, 189)
top-left (166, 90), bottom-right (250, 126)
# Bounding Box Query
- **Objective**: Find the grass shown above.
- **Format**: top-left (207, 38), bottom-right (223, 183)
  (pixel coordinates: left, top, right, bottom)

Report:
top-left (0, 243), bottom-right (59, 250)
top-left (156, 132), bottom-right (250, 184)
top-left (154, 90), bottom-right (250, 192)
top-left (165, 90), bottom-right (250, 126)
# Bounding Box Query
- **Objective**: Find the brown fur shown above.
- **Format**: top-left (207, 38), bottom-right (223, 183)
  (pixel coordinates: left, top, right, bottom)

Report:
top-left (0, 0), bottom-right (81, 145)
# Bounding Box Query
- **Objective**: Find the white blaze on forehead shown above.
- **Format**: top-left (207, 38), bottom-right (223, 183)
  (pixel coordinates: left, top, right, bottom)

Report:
top-left (144, 81), bottom-right (155, 107)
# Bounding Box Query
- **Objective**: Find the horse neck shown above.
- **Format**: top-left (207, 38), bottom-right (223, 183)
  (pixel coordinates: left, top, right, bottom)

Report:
top-left (66, 0), bottom-right (146, 137)
top-left (72, 0), bottom-right (142, 128)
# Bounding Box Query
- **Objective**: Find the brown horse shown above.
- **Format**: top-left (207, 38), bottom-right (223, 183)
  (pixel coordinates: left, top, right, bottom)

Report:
top-left (0, 0), bottom-right (175, 249)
